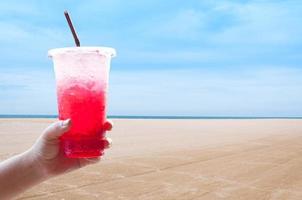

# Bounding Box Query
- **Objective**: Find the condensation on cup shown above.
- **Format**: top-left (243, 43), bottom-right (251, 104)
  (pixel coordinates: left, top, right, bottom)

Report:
top-left (48, 47), bottom-right (116, 158)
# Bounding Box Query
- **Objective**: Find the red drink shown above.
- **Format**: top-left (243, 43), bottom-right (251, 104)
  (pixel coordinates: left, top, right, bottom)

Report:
top-left (58, 84), bottom-right (106, 157)
top-left (49, 47), bottom-right (116, 158)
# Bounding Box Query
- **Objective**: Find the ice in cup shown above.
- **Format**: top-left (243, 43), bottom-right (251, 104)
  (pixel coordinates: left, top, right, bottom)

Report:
top-left (48, 47), bottom-right (116, 158)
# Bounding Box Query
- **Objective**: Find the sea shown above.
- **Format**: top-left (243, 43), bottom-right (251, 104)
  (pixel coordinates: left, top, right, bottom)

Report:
top-left (0, 115), bottom-right (301, 119)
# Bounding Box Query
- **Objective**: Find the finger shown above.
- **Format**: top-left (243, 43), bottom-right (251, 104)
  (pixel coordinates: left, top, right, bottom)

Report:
top-left (78, 157), bottom-right (101, 168)
top-left (43, 119), bottom-right (71, 140)
top-left (103, 120), bottom-right (113, 131)
top-left (85, 157), bottom-right (101, 163)
top-left (103, 137), bottom-right (112, 149)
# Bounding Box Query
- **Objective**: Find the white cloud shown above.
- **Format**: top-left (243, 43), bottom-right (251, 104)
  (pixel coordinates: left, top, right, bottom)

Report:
top-left (210, 1), bottom-right (302, 45)
top-left (0, 69), bottom-right (57, 114)
top-left (0, 1), bottom-right (39, 16)
top-left (0, 21), bottom-right (68, 45)
top-left (119, 49), bottom-right (216, 64)
top-left (0, 0), bottom-right (301, 116)
top-left (0, 22), bottom-right (31, 42)
top-left (144, 9), bottom-right (205, 40)
top-left (0, 21), bottom-right (70, 63)
top-left (1, 63), bottom-right (302, 116)
top-left (108, 66), bottom-right (302, 116)
top-left (131, 1), bottom-right (302, 46)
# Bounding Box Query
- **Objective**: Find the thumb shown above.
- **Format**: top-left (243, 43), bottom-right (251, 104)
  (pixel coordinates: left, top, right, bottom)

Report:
top-left (42, 119), bottom-right (71, 140)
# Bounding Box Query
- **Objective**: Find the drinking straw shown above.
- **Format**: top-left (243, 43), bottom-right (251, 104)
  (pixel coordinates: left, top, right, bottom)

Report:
top-left (64, 10), bottom-right (81, 47)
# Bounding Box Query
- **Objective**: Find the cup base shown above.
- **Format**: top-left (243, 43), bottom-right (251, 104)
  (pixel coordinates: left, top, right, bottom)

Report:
top-left (61, 137), bottom-right (105, 158)
top-left (65, 151), bottom-right (104, 158)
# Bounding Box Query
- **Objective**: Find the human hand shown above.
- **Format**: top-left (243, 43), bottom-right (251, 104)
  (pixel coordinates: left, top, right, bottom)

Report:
top-left (27, 119), bottom-right (112, 178)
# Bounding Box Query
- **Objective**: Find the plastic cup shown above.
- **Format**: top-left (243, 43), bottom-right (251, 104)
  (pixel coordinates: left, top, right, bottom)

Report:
top-left (48, 47), bottom-right (116, 158)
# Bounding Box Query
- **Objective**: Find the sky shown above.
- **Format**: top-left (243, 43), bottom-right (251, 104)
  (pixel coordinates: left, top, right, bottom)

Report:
top-left (0, 0), bottom-right (302, 117)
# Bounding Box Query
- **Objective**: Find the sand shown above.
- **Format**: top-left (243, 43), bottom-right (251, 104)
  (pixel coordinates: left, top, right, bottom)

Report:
top-left (1, 119), bottom-right (302, 199)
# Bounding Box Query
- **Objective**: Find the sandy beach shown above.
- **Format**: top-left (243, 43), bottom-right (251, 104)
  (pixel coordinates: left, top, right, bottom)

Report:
top-left (1, 119), bottom-right (302, 200)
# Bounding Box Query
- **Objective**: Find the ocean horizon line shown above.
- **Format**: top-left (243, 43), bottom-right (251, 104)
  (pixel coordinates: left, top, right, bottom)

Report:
top-left (0, 114), bottom-right (302, 119)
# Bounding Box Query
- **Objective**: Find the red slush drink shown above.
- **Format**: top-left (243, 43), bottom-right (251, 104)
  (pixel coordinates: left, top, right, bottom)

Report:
top-left (48, 47), bottom-right (116, 158)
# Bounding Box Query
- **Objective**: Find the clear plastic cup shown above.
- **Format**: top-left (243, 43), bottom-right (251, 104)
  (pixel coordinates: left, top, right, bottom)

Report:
top-left (48, 47), bottom-right (116, 158)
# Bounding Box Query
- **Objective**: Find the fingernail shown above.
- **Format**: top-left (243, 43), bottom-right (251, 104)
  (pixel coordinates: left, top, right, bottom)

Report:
top-left (104, 121), bottom-right (113, 131)
top-left (62, 119), bottom-right (71, 128)
top-left (107, 138), bottom-right (112, 148)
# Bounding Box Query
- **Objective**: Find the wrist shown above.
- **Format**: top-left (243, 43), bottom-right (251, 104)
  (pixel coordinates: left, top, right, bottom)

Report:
top-left (0, 150), bottom-right (48, 199)
top-left (22, 149), bottom-right (48, 182)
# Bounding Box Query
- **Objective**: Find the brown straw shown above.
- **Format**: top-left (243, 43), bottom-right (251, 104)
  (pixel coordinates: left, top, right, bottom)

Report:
top-left (64, 11), bottom-right (80, 47)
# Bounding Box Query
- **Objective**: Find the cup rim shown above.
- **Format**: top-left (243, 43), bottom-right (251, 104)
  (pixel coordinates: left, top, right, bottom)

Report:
top-left (48, 46), bottom-right (116, 58)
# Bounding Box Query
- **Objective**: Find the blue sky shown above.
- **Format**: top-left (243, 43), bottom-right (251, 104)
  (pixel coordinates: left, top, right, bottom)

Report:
top-left (0, 0), bottom-right (302, 116)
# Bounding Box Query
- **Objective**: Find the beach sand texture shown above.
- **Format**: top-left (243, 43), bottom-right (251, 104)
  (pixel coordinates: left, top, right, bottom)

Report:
top-left (1, 119), bottom-right (302, 200)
